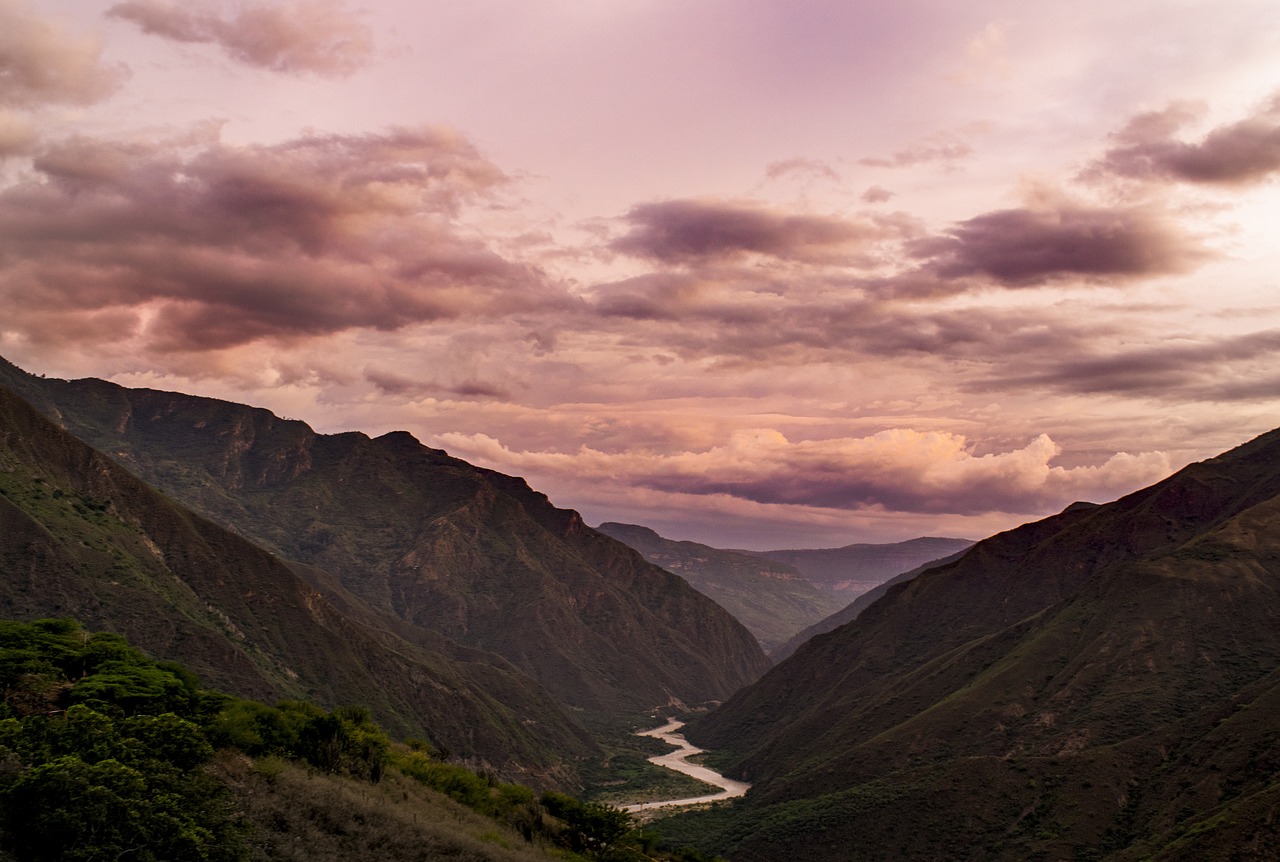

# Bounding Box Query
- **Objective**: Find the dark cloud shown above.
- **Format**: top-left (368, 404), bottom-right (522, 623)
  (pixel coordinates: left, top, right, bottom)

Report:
top-left (1089, 95), bottom-right (1280, 186)
top-left (0, 126), bottom-right (567, 351)
top-left (973, 329), bottom-right (1280, 402)
top-left (612, 198), bottom-right (916, 264)
top-left (107, 0), bottom-right (373, 77)
top-left (365, 367), bottom-right (509, 400)
top-left (908, 202), bottom-right (1210, 287)
top-left (0, 1), bottom-right (127, 107)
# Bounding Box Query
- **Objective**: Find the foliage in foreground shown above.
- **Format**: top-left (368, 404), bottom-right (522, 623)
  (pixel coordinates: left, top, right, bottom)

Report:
top-left (0, 618), bottom-right (722, 862)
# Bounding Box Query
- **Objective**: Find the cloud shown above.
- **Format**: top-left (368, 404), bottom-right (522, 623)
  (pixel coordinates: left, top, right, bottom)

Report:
top-left (0, 112), bottom-right (38, 157)
top-left (973, 328), bottom-right (1280, 402)
top-left (107, 0), bottom-right (373, 77)
top-left (0, 126), bottom-right (567, 352)
top-left (1089, 94), bottom-right (1280, 186)
top-left (907, 201), bottom-right (1211, 288)
top-left (611, 198), bottom-right (917, 264)
top-left (438, 428), bottom-right (1172, 517)
top-left (861, 185), bottom-right (894, 203)
top-left (365, 366), bottom-right (510, 400)
top-left (764, 157), bottom-right (840, 182)
top-left (857, 132), bottom-right (972, 169)
top-left (0, 0), bottom-right (127, 107)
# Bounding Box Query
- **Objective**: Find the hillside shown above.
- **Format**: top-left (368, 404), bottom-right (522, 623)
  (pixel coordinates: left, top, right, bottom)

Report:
top-left (0, 356), bottom-right (769, 719)
top-left (743, 536), bottom-right (973, 597)
top-left (675, 428), bottom-right (1280, 860)
top-left (596, 522), bottom-right (844, 653)
top-left (0, 383), bottom-right (593, 781)
top-left (768, 546), bottom-right (972, 661)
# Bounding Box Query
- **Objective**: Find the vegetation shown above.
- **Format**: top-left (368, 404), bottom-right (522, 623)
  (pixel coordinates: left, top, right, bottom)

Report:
top-left (0, 618), bottom-right (725, 862)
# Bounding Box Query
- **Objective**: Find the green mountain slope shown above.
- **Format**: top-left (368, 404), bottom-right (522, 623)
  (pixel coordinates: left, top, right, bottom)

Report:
top-left (745, 536), bottom-right (974, 597)
top-left (0, 382), bottom-right (595, 780)
top-left (596, 522), bottom-right (844, 653)
top-left (0, 357), bottom-right (769, 718)
top-left (768, 546), bottom-right (972, 661)
top-left (676, 428), bottom-right (1280, 860)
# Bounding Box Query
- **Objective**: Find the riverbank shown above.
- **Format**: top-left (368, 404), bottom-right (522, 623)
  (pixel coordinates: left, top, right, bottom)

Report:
top-left (621, 719), bottom-right (750, 814)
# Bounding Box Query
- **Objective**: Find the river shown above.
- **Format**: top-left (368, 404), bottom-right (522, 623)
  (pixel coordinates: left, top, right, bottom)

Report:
top-left (621, 718), bottom-right (750, 813)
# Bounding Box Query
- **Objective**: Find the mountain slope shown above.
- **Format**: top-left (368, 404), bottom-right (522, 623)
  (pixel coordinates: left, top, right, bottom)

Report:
top-left (0, 382), bottom-right (595, 780)
top-left (678, 428), bottom-right (1280, 860)
top-left (768, 545), bottom-right (973, 661)
top-left (745, 536), bottom-right (974, 597)
top-left (0, 357), bottom-right (769, 717)
top-left (596, 522), bottom-right (844, 653)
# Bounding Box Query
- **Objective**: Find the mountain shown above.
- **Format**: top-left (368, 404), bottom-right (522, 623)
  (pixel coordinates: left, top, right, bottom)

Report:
top-left (596, 522), bottom-right (844, 653)
top-left (0, 356), bottom-right (769, 720)
top-left (768, 546), bottom-right (972, 661)
top-left (744, 535), bottom-right (974, 597)
top-left (0, 382), bottom-right (593, 781)
top-left (677, 428), bottom-right (1280, 860)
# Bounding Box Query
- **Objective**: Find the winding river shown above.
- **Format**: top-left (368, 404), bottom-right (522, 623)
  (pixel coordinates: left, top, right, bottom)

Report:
top-left (621, 718), bottom-right (751, 813)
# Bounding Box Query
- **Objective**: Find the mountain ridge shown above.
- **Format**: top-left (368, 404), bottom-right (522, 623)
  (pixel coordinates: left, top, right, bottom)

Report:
top-left (0, 356), bottom-right (770, 720)
top-left (0, 381), bottom-right (596, 781)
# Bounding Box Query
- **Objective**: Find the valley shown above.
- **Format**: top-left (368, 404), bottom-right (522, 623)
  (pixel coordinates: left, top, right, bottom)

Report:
top-left (622, 719), bottom-right (751, 814)
top-left (3, 353), bottom-right (1279, 861)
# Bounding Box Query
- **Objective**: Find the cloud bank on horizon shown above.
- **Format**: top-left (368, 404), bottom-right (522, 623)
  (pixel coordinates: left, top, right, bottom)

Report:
top-left (1, 0), bottom-right (1278, 548)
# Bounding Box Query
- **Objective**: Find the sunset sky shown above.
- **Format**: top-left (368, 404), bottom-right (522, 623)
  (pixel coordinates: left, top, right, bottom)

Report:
top-left (3, 0), bottom-right (1279, 548)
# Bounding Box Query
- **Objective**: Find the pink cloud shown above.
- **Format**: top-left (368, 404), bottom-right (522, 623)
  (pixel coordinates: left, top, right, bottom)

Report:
top-left (858, 132), bottom-right (972, 169)
top-left (107, 0), bottom-right (373, 77)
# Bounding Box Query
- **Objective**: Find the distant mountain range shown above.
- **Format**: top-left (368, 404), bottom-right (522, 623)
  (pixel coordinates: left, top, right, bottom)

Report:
top-left (743, 536), bottom-right (974, 597)
top-left (0, 356), bottom-right (770, 784)
top-left (675, 427), bottom-right (1280, 860)
top-left (595, 522), bottom-right (845, 653)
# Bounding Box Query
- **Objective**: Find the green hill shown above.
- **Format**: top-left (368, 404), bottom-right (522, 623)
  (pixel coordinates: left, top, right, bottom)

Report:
top-left (596, 523), bottom-right (843, 653)
top-left (671, 428), bottom-right (1280, 860)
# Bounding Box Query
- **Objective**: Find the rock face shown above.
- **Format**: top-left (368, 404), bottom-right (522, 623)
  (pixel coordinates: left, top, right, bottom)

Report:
top-left (0, 382), bottom-right (594, 782)
top-left (596, 522), bottom-right (844, 653)
top-left (0, 357), bottom-right (770, 720)
top-left (683, 428), bottom-right (1280, 861)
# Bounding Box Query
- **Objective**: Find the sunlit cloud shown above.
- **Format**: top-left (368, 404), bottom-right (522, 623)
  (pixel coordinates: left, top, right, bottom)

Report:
top-left (437, 428), bottom-right (1171, 517)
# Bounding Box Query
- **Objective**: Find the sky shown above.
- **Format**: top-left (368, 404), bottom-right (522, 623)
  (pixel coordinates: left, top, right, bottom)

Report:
top-left (2, 0), bottom-right (1279, 549)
